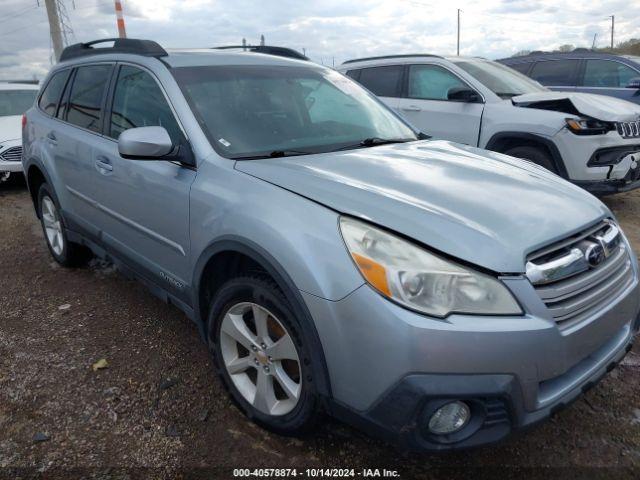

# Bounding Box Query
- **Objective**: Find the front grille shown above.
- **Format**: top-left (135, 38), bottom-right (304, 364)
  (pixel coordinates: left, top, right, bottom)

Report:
top-left (0, 146), bottom-right (22, 163)
top-left (527, 220), bottom-right (634, 329)
top-left (617, 121), bottom-right (640, 139)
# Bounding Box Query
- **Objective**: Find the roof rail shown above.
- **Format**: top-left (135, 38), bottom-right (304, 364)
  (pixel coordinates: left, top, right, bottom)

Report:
top-left (342, 53), bottom-right (443, 65)
top-left (60, 38), bottom-right (168, 62)
top-left (213, 45), bottom-right (309, 61)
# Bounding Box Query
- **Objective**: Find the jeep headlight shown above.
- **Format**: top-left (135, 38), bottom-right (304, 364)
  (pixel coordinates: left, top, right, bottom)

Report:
top-left (565, 118), bottom-right (614, 135)
top-left (340, 217), bottom-right (522, 317)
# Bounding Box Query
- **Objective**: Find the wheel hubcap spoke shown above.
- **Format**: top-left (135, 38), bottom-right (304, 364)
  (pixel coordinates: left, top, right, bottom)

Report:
top-left (221, 312), bottom-right (258, 351)
top-left (253, 370), bottom-right (277, 414)
top-left (226, 355), bottom-right (252, 375)
top-left (273, 364), bottom-right (301, 401)
top-left (252, 304), bottom-right (270, 341)
top-left (266, 335), bottom-right (298, 361)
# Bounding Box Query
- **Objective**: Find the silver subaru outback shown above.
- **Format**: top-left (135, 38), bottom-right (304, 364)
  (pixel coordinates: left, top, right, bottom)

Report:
top-left (22, 39), bottom-right (640, 451)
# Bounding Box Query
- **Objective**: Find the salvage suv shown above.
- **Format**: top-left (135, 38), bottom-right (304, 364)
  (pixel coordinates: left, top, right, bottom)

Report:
top-left (23, 39), bottom-right (640, 451)
top-left (339, 55), bottom-right (640, 195)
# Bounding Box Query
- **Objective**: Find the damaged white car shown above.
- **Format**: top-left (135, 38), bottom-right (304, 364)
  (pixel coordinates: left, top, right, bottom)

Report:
top-left (339, 56), bottom-right (640, 195)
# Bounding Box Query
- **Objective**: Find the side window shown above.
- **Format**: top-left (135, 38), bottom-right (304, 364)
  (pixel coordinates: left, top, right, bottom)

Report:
top-left (357, 66), bottom-right (403, 97)
top-left (109, 65), bottom-right (181, 143)
top-left (38, 70), bottom-right (70, 116)
top-left (509, 63), bottom-right (532, 75)
top-left (66, 64), bottom-right (112, 132)
top-left (529, 60), bottom-right (579, 86)
top-left (582, 59), bottom-right (639, 88)
top-left (407, 64), bottom-right (468, 101)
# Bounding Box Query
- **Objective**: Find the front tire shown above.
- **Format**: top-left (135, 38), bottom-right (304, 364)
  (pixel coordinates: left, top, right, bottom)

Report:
top-left (504, 145), bottom-right (557, 174)
top-left (38, 183), bottom-right (90, 267)
top-left (207, 275), bottom-right (320, 435)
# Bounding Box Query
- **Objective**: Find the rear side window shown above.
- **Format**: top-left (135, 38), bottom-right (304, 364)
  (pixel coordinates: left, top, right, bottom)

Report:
top-left (407, 64), bottom-right (468, 100)
top-left (109, 65), bottom-right (181, 142)
top-left (508, 63), bottom-right (532, 75)
top-left (357, 66), bottom-right (403, 97)
top-left (582, 59), bottom-right (639, 88)
top-left (345, 70), bottom-right (360, 81)
top-left (529, 60), bottom-right (579, 86)
top-left (38, 70), bottom-right (70, 116)
top-left (66, 64), bottom-right (112, 132)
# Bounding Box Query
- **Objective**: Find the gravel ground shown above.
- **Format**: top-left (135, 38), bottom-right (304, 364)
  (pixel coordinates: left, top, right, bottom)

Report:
top-left (1, 178), bottom-right (639, 479)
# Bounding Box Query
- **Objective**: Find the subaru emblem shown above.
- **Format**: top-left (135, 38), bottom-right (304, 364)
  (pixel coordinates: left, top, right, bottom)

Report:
top-left (584, 243), bottom-right (605, 267)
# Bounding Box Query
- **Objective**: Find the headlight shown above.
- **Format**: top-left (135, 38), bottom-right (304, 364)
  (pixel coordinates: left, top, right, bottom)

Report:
top-left (339, 217), bottom-right (522, 317)
top-left (565, 118), bottom-right (614, 135)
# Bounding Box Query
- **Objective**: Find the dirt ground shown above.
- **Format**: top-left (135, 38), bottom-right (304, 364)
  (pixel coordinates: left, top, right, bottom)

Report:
top-left (1, 177), bottom-right (639, 479)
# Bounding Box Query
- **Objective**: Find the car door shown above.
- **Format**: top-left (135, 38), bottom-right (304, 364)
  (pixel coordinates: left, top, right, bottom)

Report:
top-left (577, 59), bottom-right (640, 103)
top-left (346, 65), bottom-right (402, 111)
top-left (52, 63), bottom-right (114, 234)
top-left (90, 64), bottom-right (197, 298)
top-left (528, 59), bottom-right (579, 92)
top-left (396, 64), bottom-right (483, 145)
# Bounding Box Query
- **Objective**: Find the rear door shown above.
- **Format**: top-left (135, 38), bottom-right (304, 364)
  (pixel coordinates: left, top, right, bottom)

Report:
top-left (90, 64), bottom-right (196, 296)
top-left (396, 64), bottom-right (483, 145)
top-left (53, 63), bottom-right (114, 235)
top-left (577, 59), bottom-right (640, 103)
top-left (347, 65), bottom-right (403, 111)
top-left (528, 59), bottom-right (579, 92)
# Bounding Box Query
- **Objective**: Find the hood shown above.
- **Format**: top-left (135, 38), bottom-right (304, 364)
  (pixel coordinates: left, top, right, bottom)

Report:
top-left (0, 115), bottom-right (22, 143)
top-left (235, 141), bottom-right (610, 273)
top-left (512, 92), bottom-right (640, 122)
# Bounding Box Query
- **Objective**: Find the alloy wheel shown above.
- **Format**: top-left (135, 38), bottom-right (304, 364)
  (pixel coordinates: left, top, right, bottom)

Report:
top-left (220, 302), bottom-right (302, 416)
top-left (41, 196), bottom-right (65, 256)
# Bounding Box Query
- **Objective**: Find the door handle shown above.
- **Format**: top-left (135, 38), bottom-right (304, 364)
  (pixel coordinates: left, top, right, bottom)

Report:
top-left (46, 132), bottom-right (57, 145)
top-left (401, 105), bottom-right (422, 112)
top-left (95, 156), bottom-right (113, 173)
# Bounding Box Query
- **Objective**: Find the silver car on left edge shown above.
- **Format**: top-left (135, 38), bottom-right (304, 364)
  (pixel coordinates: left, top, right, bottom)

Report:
top-left (22, 38), bottom-right (640, 451)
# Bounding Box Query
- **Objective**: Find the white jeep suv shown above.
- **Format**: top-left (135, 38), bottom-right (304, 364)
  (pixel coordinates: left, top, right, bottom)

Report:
top-left (338, 55), bottom-right (640, 195)
top-left (0, 83), bottom-right (39, 183)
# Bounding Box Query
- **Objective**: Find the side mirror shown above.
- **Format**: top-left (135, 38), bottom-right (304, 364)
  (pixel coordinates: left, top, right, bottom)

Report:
top-left (625, 77), bottom-right (640, 89)
top-left (447, 86), bottom-right (482, 103)
top-left (118, 126), bottom-right (173, 160)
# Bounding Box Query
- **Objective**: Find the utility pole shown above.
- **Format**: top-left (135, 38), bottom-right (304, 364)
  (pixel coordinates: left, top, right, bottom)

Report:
top-left (260, 34), bottom-right (265, 46)
top-left (592, 33), bottom-right (597, 50)
top-left (44, 0), bottom-right (64, 62)
top-left (609, 15), bottom-right (614, 49)
top-left (457, 9), bottom-right (461, 56)
top-left (114, 0), bottom-right (127, 38)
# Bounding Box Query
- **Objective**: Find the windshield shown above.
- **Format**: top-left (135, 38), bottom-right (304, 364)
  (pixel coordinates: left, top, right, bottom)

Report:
top-left (0, 89), bottom-right (38, 117)
top-left (453, 59), bottom-right (547, 99)
top-left (172, 65), bottom-right (418, 158)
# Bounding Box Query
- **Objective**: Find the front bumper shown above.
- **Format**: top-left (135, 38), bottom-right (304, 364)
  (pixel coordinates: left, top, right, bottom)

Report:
top-left (0, 161), bottom-right (23, 173)
top-left (304, 273), bottom-right (640, 451)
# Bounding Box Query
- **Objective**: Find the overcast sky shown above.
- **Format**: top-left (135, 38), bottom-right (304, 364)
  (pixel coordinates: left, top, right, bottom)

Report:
top-left (0, 0), bottom-right (638, 80)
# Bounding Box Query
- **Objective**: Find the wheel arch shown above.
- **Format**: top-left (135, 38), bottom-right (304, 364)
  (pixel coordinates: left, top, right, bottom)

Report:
top-left (193, 236), bottom-right (332, 398)
top-left (25, 163), bottom-right (53, 217)
top-left (485, 132), bottom-right (568, 178)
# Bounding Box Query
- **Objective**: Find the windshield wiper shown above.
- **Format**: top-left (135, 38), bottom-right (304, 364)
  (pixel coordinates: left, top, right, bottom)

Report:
top-left (332, 137), bottom-right (415, 152)
top-left (231, 150), bottom-right (312, 160)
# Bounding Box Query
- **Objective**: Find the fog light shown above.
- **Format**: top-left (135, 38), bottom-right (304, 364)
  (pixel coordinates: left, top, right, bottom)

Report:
top-left (428, 401), bottom-right (471, 435)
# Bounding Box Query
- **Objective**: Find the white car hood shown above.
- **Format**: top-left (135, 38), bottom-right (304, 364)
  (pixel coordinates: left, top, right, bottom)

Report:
top-left (512, 92), bottom-right (640, 122)
top-left (0, 115), bottom-right (22, 142)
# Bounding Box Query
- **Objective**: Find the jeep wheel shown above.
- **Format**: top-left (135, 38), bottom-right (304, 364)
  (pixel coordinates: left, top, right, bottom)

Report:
top-left (207, 275), bottom-right (320, 434)
top-left (504, 145), bottom-right (557, 174)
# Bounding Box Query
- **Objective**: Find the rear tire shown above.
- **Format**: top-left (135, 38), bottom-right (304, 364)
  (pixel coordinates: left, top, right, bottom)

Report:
top-left (504, 145), bottom-right (557, 174)
top-left (37, 183), bottom-right (91, 267)
top-left (207, 275), bottom-right (321, 435)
